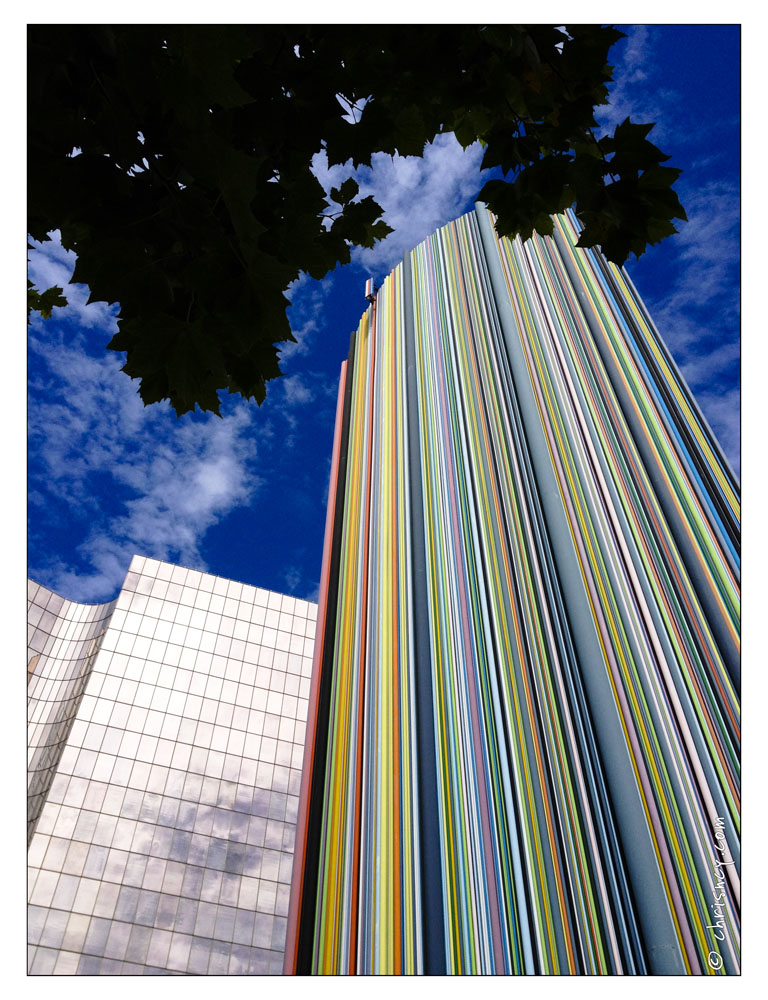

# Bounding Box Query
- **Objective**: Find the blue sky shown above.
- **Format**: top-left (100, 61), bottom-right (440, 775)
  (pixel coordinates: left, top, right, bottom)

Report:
top-left (27, 24), bottom-right (740, 605)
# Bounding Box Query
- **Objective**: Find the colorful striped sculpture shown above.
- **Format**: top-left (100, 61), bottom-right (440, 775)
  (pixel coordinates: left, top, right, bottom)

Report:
top-left (286, 206), bottom-right (740, 975)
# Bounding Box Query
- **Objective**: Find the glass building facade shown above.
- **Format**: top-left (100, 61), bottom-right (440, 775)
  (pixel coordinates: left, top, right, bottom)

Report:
top-left (28, 556), bottom-right (316, 975)
top-left (28, 582), bottom-right (117, 844)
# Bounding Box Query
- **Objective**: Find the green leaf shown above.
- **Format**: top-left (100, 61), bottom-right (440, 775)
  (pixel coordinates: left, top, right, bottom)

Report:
top-left (28, 282), bottom-right (67, 320)
top-left (337, 178), bottom-right (359, 203)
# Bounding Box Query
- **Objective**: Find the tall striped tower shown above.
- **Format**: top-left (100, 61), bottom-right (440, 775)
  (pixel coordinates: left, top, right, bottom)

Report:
top-left (285, 205), bottom-right (740, 975)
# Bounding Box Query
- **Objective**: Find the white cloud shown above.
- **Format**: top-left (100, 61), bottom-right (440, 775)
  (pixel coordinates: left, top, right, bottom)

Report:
top-left (27, 231), bottom-right (75, 291)
top-left (281, 374), bottom-right (315, 407)
top-left (596, 25), bottom-right (683, 150)
top-left (597, 26), bottom-right (662, 135)
top-left (282, 271), bottom-right (336, 362)
top-left (28, 232), bottom-right (121, 330)
top-left (635, 178), bottom-right (739, 363)
top-left (282, 565), bottom-right (303, 594)
top-left (598, 25), bottom-right (739, 159)
top-left (28, 317), bottom-right (264, 601)
top-left (695, 389), bottom-right (741, 478)
top-left (626, 177), bottom-right (740, 476)
top-left (619, 24), bottom-right (649, 78)
top-left (313, 132), bottom-right (491, 275)
top-left (658, 181), bottom-right (740, 318)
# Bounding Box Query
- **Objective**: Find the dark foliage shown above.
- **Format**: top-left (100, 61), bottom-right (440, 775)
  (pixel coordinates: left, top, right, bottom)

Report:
top-left (28, 25), bottom-right (685, 415)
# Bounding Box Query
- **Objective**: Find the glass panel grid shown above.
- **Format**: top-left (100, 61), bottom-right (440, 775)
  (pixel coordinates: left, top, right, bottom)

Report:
top-left (28, 560), bottom-right (315, 975)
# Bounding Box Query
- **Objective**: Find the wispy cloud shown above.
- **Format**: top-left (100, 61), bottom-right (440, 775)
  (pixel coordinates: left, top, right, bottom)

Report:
top-left (28, 331), bottom-right (264, 601)
top-left (280, 374), bottom-right (316, 407)
top-left (28, 235), bottom-right (268, 602)
top-left (596, 25), bottom-right (679, 144)
top-left (28, 232), bottom-right (121, 330)
top-left (654, 181), bottom-right (740, 324)
top-left (597, 26), bottom-right (656, 133)
top-left (694, 390), bottom-right (741, 477)
top-left (282, 565), bottom-right (303, 594)
top-left (597, 26), bottom-right (688, 154)
top-left (632, 177), bottom-right (740, 474)
top-left (282, 270), bottom-right (336, 363)
top-left (313, 132), bottom-right (491, 275)
top-left (599, 27), bottom-right (740, 476)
